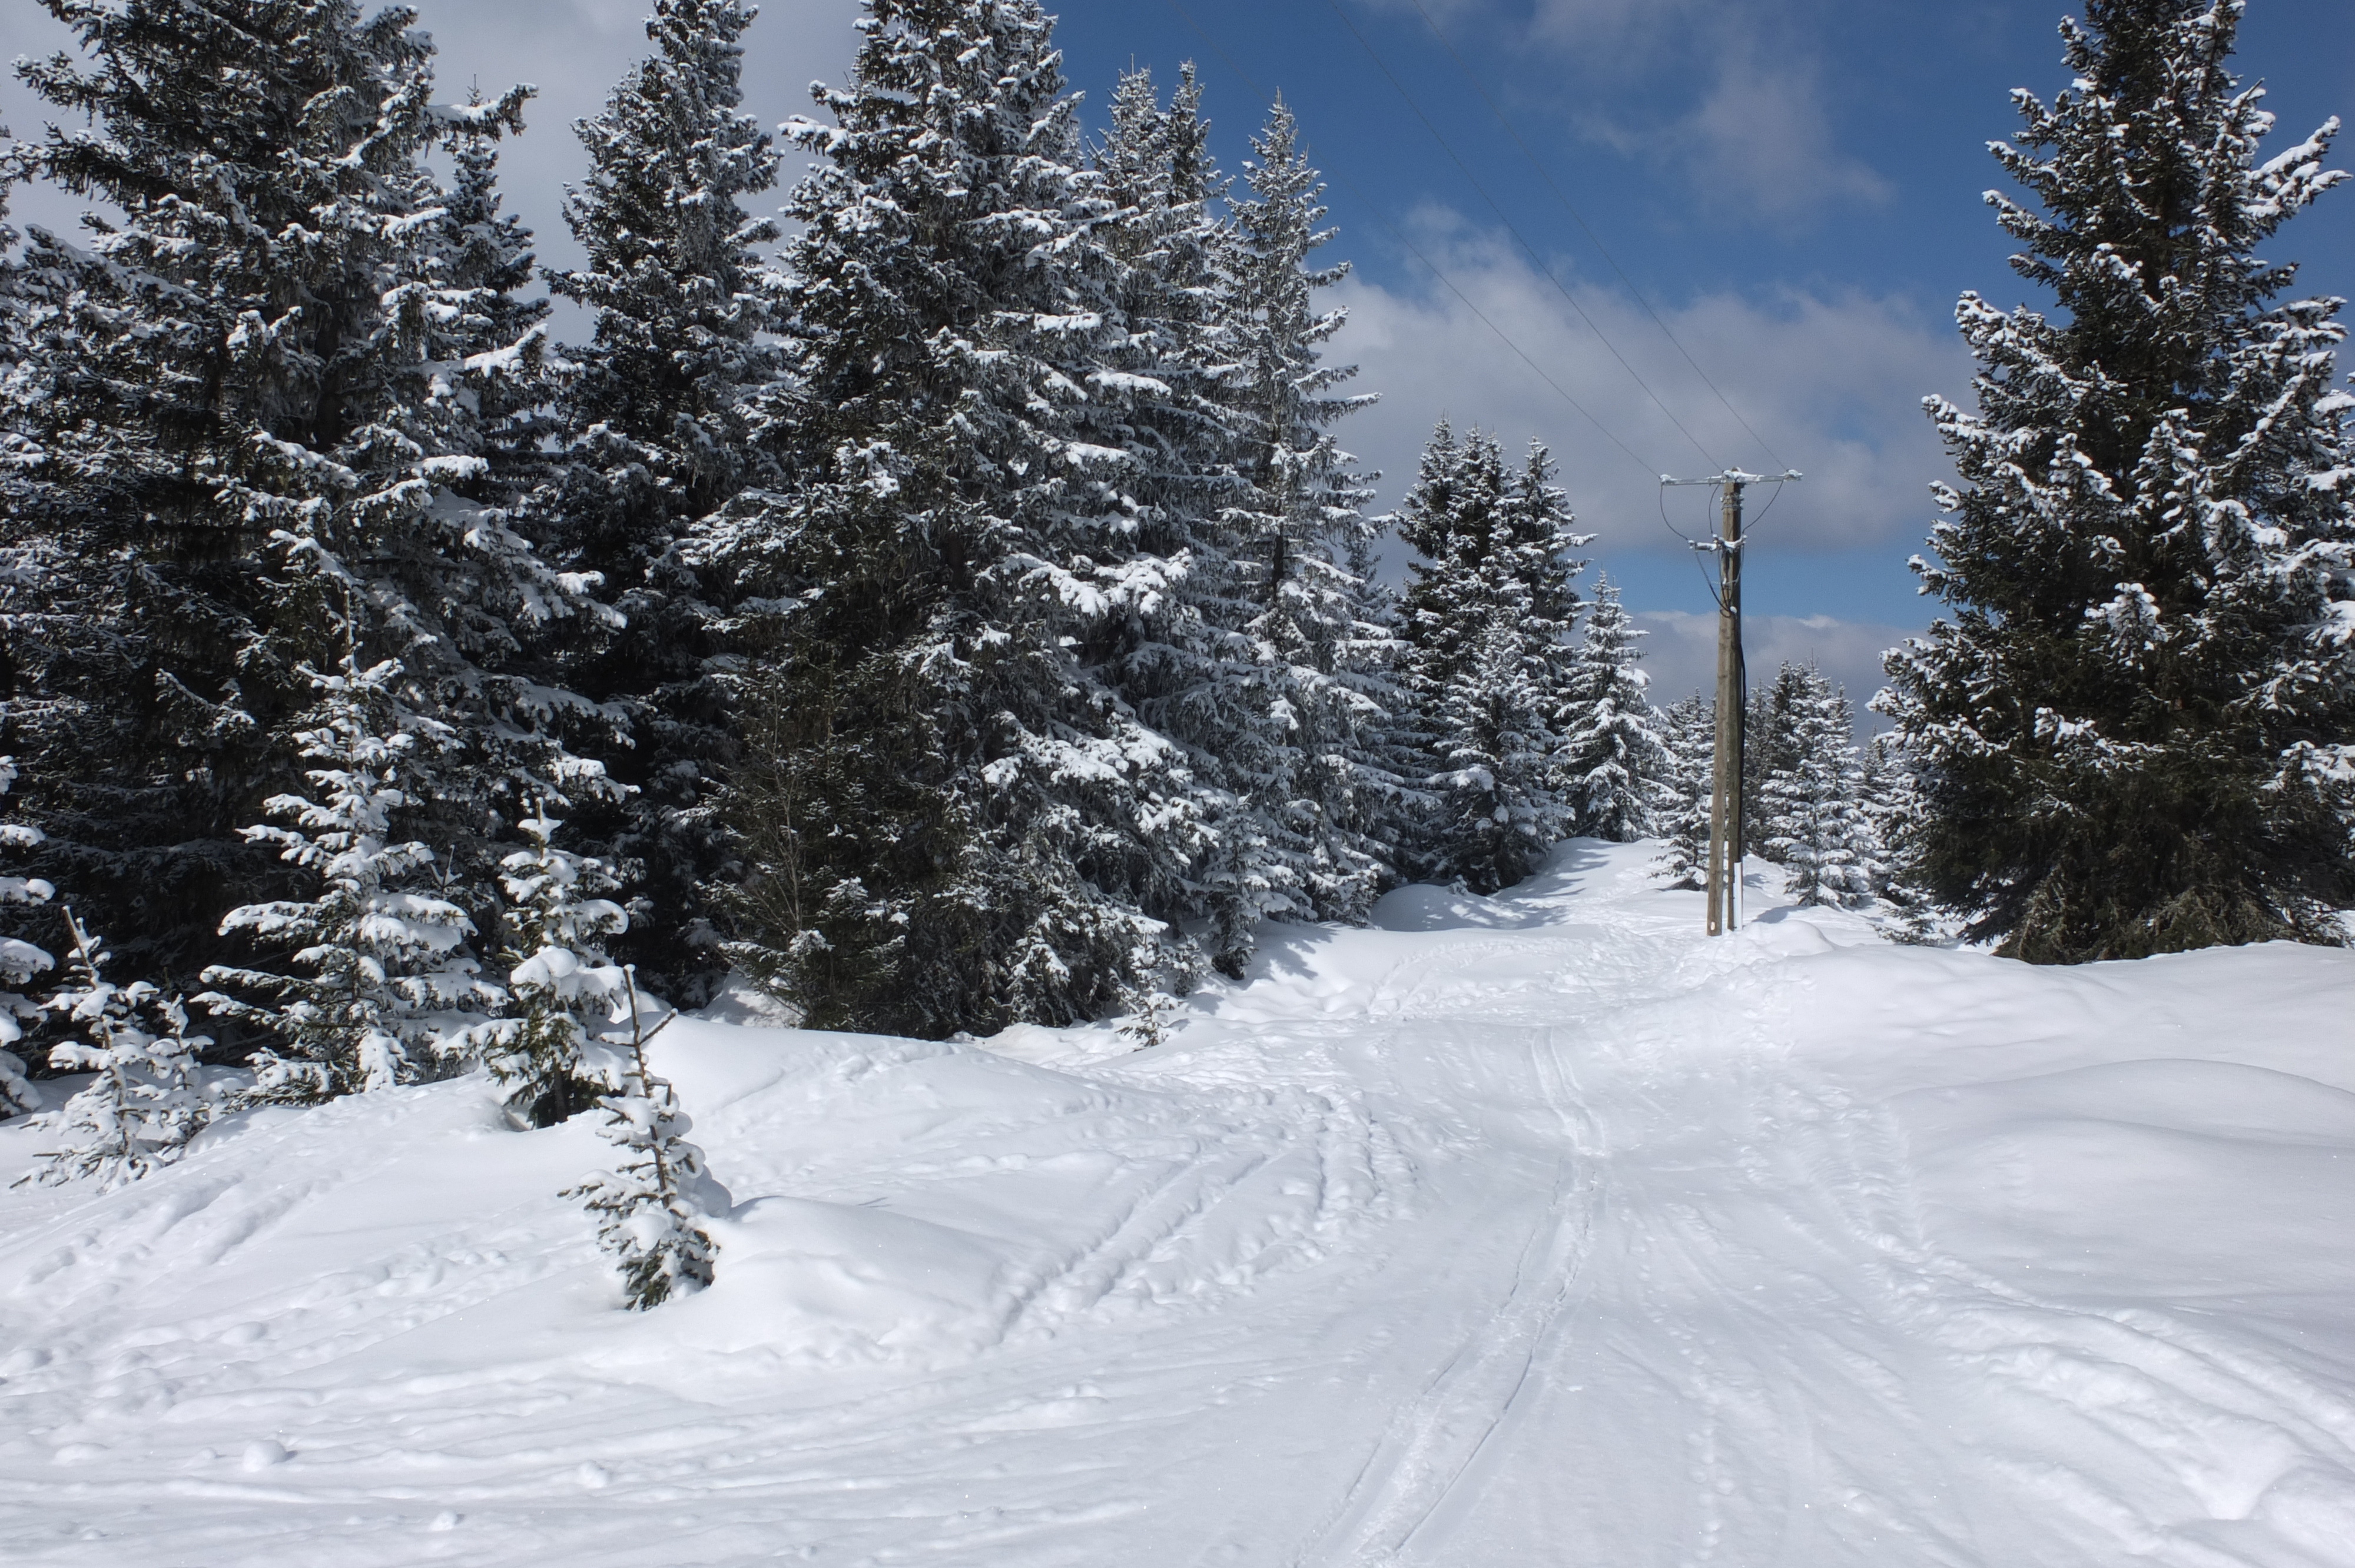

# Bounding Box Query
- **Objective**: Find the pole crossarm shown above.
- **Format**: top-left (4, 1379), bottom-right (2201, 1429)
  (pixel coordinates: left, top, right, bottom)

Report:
top-left (1659, 470), bottom-right (1805, 487)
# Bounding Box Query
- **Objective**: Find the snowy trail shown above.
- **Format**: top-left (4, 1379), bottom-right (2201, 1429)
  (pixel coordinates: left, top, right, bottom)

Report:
top-left (6, 843), bottom-right (2355, 1565)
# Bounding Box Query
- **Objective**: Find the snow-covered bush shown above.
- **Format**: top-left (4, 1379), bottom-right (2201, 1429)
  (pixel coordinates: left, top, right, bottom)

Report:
top-left (201, 656), bottom-right (495, 1103)
top-left (0, 756), bottom-right (57, 1118)
top-left (564, 969), bottom-right (718, 1309)
top-left (16, 910), bottom-right (208, 1190)
top-left (478, 812), bottom-right (631, 1128)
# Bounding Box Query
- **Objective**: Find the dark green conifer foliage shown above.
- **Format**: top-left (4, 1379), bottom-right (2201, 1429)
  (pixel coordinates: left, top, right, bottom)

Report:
top-left (544, 0), bottom-right (782, 1004)
top-left (1885, 0), bottom-right (2355, 961)
top-left (691, 0), bottom-right (1188, 1037)
top-left (1, 1), bottom-right (591, 994)
top-left (1394, 423), bottom-right (1586, 892)
top-left (1218, 99), bottom-right (1397, 922)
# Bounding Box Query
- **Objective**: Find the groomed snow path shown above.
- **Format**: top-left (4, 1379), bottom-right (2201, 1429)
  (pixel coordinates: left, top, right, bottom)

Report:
top-left (8, 841), bottom-right (2355, 1567)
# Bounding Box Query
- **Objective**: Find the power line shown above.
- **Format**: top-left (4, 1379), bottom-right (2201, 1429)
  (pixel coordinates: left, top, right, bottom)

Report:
top-left (1397, 0), bottom-right (1788, 470)
top-left (1159, 0), bottom-right (1665, 486)
top-left (1316, 0), bottom-right (1723, 470)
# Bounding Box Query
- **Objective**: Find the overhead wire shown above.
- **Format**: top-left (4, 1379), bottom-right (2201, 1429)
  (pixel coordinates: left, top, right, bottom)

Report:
top-left (1315, 0), bottom-right (1723, 470)
top-left (1395, 0), bottom-right (1787, 471)
top-left (1158, 0), bottom-right (1666, 486)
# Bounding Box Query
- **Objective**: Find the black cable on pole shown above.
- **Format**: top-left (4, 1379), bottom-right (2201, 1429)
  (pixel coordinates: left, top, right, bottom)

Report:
top-left (1159, 0), bottom-right (1665, 488)
top-left (1397, 0), bottom-right (1789, 471)
top-left (1316, 0), bottom-right (1723, 471)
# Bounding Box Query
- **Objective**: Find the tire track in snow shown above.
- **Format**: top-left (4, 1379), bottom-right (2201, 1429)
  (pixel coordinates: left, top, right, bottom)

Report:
top-left (1285, 1024), bottom-right (1600, 1568)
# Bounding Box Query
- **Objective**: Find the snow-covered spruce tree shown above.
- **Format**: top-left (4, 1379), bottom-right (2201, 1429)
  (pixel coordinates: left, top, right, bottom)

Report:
top-left (19, 909), bottom-right (208, 1189)
top-left (201, 655), bottom-right (496, 1102)
top-left (1861, 730), bottom-right (1939, 935)
top-left (1650, 694), bottom-right (1717, 891)
top-left (4, 1), bottom-right (603, 990)
top-left (1558, 574), bottom-right (1674, 842)
top-left (1739, 662), bottom-right (1804, 858)
top-left (0, 758), bottom-right (57, 1119)
top-left (1086, 67), bottom-right (1279, 976)
top-left (1883, 0), bottom-right (2355, 960)
top-left (1217, 97), bottom-right (1398, 919)
top-left (1394, 423), bottom-right (1587, 891)
top-left (543, 0), bottom-right (783, 1001)
top-left (690, 0), bottom-right (1201, 1036)
top-left (1758, 667), bottom-right (1882, 909)
top-left (564, 971), bottom-right (717, 1309)
top-left (478, 810), bottom-right (630, 1128)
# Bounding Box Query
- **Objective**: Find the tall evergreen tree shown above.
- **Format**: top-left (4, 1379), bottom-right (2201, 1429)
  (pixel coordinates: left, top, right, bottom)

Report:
top-left (1757, 667), bottom-right (1881, 909)
top-left (1394, 423), bottom-right (1586, 891)
top-left (1218, 98), bottom-right (1397, 919)
top-left (1650, 694), bottom-right (1717, 891)
top-left (1558, 574), bottom-right (1674, 842)
top-left (1884, 0), bottom-right (2355, 959)
top-left (544, 0), bottom-right (782, 1001)
top-left (1082, 65), bottom-right (1259, 976)
top-left (1743, 662), bottom-right (1814, 856)
top-left (2, 1), bottom-right (601, 991)
top-left (689, 0), bottom-right (1193, 1035)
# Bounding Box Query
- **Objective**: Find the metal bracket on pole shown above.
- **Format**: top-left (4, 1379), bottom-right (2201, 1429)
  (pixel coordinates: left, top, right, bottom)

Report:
top-left (1660, 469), bottom-right (1801, 935)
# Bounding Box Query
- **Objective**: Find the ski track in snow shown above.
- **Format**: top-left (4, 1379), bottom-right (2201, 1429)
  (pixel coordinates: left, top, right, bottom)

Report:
top-left (4, 841), bottom-right (2354, 1565)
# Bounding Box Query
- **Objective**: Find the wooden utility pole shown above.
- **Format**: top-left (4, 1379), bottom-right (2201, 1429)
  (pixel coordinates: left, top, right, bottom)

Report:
top-left (1661, 469), bottom-right (1802, 935)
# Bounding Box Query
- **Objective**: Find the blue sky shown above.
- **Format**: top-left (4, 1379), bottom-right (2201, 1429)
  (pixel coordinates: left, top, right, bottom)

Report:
top-left (5, 0), bottom-right (2351, 703)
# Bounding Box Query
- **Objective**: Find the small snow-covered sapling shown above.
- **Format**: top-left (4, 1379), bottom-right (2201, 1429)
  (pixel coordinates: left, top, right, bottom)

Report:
top-left (0, 756), bottom-right (57, 1118)
top-left (201, 655), bottom-right (495, 1102)
top-left (16, 909), bottom-right (210, 1190)
top-left (565, 967), bottom-right (719, 1309)
top-left (477, 810), bottom-right (631, 1127)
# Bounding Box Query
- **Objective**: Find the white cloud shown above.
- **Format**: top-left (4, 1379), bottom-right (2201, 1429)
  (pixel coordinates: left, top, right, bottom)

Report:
top-left (1659, 55), bottom-right (1892, 215)
top-left (1359, 0), bottom-right (1889, 223)
top-left (1328, 209), bottom-right (1969, 556)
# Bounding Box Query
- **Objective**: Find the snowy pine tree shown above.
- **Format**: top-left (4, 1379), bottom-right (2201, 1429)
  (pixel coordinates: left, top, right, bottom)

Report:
top-left (0, 758), bottom-right (57, 1118)
top-left (478, 811), bottom-right (630, 1129)
top-left (1088, 66), bottom-right (1273, 975)
top-left (1883, 0), bottom-right (2355, 959)
top-left (1757, 667), bottom-right (1880, 909)
top-left (1394, 424), bottom-right (1587, 891)
top-left (1558, 574), bottom-right (1674, 842)
top-left (4, 0), bottom-right (602, 989)
top-left (18, 909), bottom-right (209, 1189)
top-left (691, 0), bottom-right (1199, 1035)
top-left (201, 655), bottom-right (495, 1102)
top-left (1218, 97), bottom-right (1397, 918)
top-left (543, 0), bottom-right (784, 1001)
top-left (1860, 730), bottom-right (1938, 935)
top-left (1743, 662), bottom-right (1811, 858)
top-left (1650, 695), bottom-right (1717, 891)
top-left (564, 969), bottom-right (718, 1309)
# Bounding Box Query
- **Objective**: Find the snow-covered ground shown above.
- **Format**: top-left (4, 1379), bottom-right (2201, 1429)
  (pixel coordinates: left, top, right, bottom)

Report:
top-left (5, 841), bottom-right (2355, 1566)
